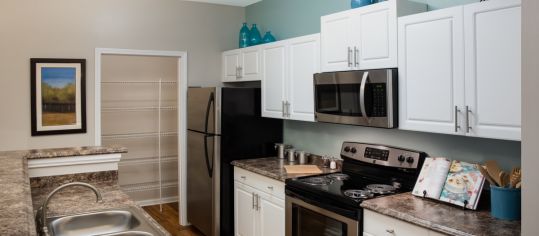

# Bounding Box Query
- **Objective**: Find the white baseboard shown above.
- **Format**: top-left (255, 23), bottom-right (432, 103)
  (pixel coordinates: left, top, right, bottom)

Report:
top-left (137, 196), bottom-right (179, 206)
top-left (28, 153), bottom-right (122, 177)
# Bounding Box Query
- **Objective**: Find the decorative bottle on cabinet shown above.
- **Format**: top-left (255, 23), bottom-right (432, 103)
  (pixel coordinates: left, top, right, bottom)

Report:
top-left (239, 23), bottom-right (250, 48)
top-left (249, 24), bottom-right (262, 46)
top-left (262, 31), bottom-right (276, 44)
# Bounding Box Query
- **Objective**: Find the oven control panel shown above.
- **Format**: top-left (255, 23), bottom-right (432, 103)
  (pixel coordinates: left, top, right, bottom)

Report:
top-left (340, 142), bottom-right (424, 169)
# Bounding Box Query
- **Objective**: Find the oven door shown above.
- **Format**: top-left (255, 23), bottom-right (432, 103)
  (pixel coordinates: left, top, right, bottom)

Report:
top-left (286, 196), bottom-right (359, 236)
top-left (314, 69), bottom-right (397, 128)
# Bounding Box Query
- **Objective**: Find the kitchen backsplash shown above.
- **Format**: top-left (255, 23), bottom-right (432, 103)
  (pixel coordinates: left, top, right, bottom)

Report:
top-left (284, 120), bottom-right (521, 170)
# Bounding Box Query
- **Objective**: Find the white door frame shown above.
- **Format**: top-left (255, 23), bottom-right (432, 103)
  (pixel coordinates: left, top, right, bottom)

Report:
top-left (94, 48), bottom-right (189, 226)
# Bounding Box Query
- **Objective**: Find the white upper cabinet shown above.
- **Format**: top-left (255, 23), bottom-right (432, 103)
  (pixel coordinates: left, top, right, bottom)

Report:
top-left (398, 6), bottom-right (465, 135)
top-left (463, 0), bottom-right (521, 141)
top-left (261, 41), bottom-right (288, 119)
top-left (287, 35), bottom-right (320, 121)
top-left (321, 0), bottom-right (426, 72)
top-left (398, 0), bottom-right (521, 141)
top-left (261, 34), bottom-right (320, 122)
top-left (223, 49), bottom-right (241, 82)
top-left (222, 46), bottom-right (262, 82)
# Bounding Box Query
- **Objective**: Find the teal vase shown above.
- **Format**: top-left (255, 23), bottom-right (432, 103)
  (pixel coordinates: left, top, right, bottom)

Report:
top-left (262, 31), bottom-right (276, 44)
top-left (239, 23), bottom-right (250, 48)
top-left (249, 24), bottom-right (262, 46)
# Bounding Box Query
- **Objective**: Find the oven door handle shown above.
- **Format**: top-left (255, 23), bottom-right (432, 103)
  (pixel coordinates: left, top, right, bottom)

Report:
top-left (286, 191), bottom-right (358, 219)
top-left (360, 71), bottom-right (370, 123)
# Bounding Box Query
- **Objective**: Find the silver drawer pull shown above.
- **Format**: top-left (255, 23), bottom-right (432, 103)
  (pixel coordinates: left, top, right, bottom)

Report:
top-left (240, 176), bottom-right (246, 180)
top-left (267, 186), bottom-right (274, 190)
top-left (386, 229), bottom-right (395, 234)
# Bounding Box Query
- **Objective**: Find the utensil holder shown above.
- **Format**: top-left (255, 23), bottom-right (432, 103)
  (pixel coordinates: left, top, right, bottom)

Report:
top-left (490, 185), bottom-right (521, 220)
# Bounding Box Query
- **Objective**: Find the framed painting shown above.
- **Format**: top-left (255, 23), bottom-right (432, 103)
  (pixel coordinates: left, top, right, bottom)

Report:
top-left (30, 58), bottom-right (86, 136)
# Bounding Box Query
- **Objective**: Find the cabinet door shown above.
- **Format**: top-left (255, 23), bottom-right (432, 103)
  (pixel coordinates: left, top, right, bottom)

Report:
top-left (257, 194), bottom-right (285, 236)
top-left (287, 34), bottom-right (320, 122)
top-left (363, 210), bottom-right (430, 236)
top-left (398, 7), bottom-right (465, 135)
top-left (352, 1), bottom-right (397, 70)
top-left (261, 42), bottom-right (287, 119)
top-left (321, 10), bottom-right (353, 72)
top-left (241, 46), bottom-right (262, 81)
top-left (234, 182), bottom-right (257, 236)
top-left (464, 0), bottom-right (521, 141)
top-left (223, 49), bottom-right (241, 82)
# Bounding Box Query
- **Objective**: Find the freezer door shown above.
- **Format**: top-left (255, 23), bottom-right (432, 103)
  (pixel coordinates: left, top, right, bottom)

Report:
top-left (187, 130), bottom-right (215, 236)
top-left (187, 87), bottom-right (216, 134)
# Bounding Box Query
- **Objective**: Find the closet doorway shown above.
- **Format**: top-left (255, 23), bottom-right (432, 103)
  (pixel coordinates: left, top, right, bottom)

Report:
top-left (95, 49), bottom-right (187, 222)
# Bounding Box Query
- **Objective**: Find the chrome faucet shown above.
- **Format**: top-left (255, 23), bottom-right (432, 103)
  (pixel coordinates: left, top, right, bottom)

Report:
top-left (35, 182), bottom-right (102, 236)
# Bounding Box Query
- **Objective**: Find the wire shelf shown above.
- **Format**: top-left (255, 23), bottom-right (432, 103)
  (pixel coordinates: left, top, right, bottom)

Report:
top-left (101, 132), bottom-right (177, 140)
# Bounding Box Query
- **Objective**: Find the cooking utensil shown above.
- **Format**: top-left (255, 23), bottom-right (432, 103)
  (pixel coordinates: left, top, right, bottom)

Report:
top-left (485, 160), bottom-right (504, 187)
top-left (499, 171), bottom-right (509, 188)
top-left (476, 164), bottom-right (497, 186)
top-left (510, 167), bottom-right (521, 188)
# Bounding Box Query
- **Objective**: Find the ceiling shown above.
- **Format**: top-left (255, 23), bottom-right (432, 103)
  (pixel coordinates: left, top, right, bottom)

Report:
top-left (182, 0), bottom-right (262, 7)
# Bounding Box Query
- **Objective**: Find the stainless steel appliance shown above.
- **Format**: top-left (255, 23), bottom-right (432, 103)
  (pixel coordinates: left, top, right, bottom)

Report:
top-left (314, 69), bottom-right (398, 128)
top-left (285, 142), bottom-right (427, 236)
top-left (187, 87), bottom-right (283, 236)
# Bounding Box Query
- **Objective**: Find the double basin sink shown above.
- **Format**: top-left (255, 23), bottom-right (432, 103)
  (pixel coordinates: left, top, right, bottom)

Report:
top-left (45, 207), bottom-right (161, 236)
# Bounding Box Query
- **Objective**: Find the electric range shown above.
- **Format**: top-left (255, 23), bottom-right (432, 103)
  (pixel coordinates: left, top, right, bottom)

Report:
top-left (285, 142), bottom-right (427, 236)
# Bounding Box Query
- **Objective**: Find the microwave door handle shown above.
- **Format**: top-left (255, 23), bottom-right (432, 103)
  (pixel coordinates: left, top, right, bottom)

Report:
top-left (360, 72), bottom-right (370, 123)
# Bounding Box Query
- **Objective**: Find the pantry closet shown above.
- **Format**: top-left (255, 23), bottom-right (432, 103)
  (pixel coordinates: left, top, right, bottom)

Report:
top-left (100, 54), bottom-right (179, 206)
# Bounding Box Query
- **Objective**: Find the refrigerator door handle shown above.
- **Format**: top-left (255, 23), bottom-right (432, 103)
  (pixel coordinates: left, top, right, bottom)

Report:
top-left (203, 92), bottom-right (215, 178)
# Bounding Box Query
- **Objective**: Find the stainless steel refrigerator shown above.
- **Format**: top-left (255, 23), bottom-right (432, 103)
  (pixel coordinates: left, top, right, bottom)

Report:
top-left (187, 87), bottom-right (283, 236)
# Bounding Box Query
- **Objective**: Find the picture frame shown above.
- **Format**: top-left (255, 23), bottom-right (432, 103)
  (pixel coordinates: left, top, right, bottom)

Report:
top-left (30, 58), bottom-right (86, 136)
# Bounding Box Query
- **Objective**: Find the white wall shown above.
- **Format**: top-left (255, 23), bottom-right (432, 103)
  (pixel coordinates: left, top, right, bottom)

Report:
top-left (522, 0), bottom-right (538, 234)
top-left (0, 0), bottom-right (244, 151)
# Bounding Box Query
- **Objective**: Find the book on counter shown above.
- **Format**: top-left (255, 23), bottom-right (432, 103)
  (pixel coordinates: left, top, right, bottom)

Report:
top-left (412, 157), bottom-right (485, 210)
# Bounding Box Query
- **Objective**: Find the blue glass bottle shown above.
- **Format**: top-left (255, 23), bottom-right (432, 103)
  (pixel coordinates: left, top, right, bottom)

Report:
top-left (351, 0), bottom-right (375, 8)
top-left (262, 31), bottom-right (276, 44)
top-left (249, 24), bottom-right (262, 46)
top-left (239, 23), bottom-right (250, 48)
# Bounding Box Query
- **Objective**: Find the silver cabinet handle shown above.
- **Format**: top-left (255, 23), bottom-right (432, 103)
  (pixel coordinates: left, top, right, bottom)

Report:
top-left (386, 229), bottom-right (395, 234)
top-left (256, 194), bottom-right (261, 211)
top-left (347, 47), bottom-right (353, 67)
top-left (282, 101), bottom-right (285, 118)
top-left (466, 106), bottom-right (472, 133)
top-left (359, 72), bottom-right (370, 123)
top-left (235, 67), bottom-right (239, 79)
top-left (240, 176), bottom-right (246, 180)
top-left (267, 186), bottom-right (274, 190)
top-left (238, 66), bottom-right (243, 79)
top-left (252, 192), bottom-right (255, 209)
top-left (354, 47), bottom-right (359, 67)
top-left (286, 101), bottom-right (290, 118)
top-left (454, 106), bottom-right (461, 132)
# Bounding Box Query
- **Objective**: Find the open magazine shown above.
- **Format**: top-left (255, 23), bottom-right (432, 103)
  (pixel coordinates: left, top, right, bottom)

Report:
top-left (412, 157), bottom-right (485, 210)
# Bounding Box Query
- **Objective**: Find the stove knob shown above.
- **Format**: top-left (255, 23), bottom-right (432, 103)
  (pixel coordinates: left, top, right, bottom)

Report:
top-left (398, 155), bottom-right (405, 162)
top-left (350, 147), bottom-right (357, 154)
top-left (344, 146), bottom-right (351, 152)
top-left (406, 156), bottom-right (415, 164)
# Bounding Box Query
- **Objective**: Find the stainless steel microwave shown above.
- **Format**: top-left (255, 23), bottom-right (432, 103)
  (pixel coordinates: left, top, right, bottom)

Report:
top-left (314, 69), bottom-right (398, 128)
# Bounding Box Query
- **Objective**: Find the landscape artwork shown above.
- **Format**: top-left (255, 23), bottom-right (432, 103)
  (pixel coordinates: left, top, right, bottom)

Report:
top-left (31, 59), bottom-right (86, 136)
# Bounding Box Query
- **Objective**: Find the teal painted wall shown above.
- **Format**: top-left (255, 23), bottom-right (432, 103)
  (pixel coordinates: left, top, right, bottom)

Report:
top-left (245, 0), bottom-right (521, 169)
top-left (246, 0), bottom-right (479, 40)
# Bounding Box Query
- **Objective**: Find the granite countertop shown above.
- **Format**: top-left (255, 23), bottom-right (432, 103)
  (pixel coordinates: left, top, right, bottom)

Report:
top-left (0, 146), bottom-right (129, 236)
top-left (231, 156), bottom-right (341, 182)
top-left (360, 192), bottom-right (521, 236)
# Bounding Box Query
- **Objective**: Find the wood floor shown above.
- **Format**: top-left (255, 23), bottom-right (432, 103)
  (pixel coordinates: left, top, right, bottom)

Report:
top-left (143, 202), bottom-right (205, 236)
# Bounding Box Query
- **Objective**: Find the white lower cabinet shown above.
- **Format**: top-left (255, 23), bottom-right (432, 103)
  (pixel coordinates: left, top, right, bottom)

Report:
top-left (234, 167), bottom-right (285, 236)
top-left (363, 210), bottom-right (445, 236)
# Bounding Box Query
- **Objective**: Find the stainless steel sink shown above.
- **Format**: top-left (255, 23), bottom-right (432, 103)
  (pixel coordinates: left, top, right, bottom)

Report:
top-left (46, 207), bottom-right (162, 236)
